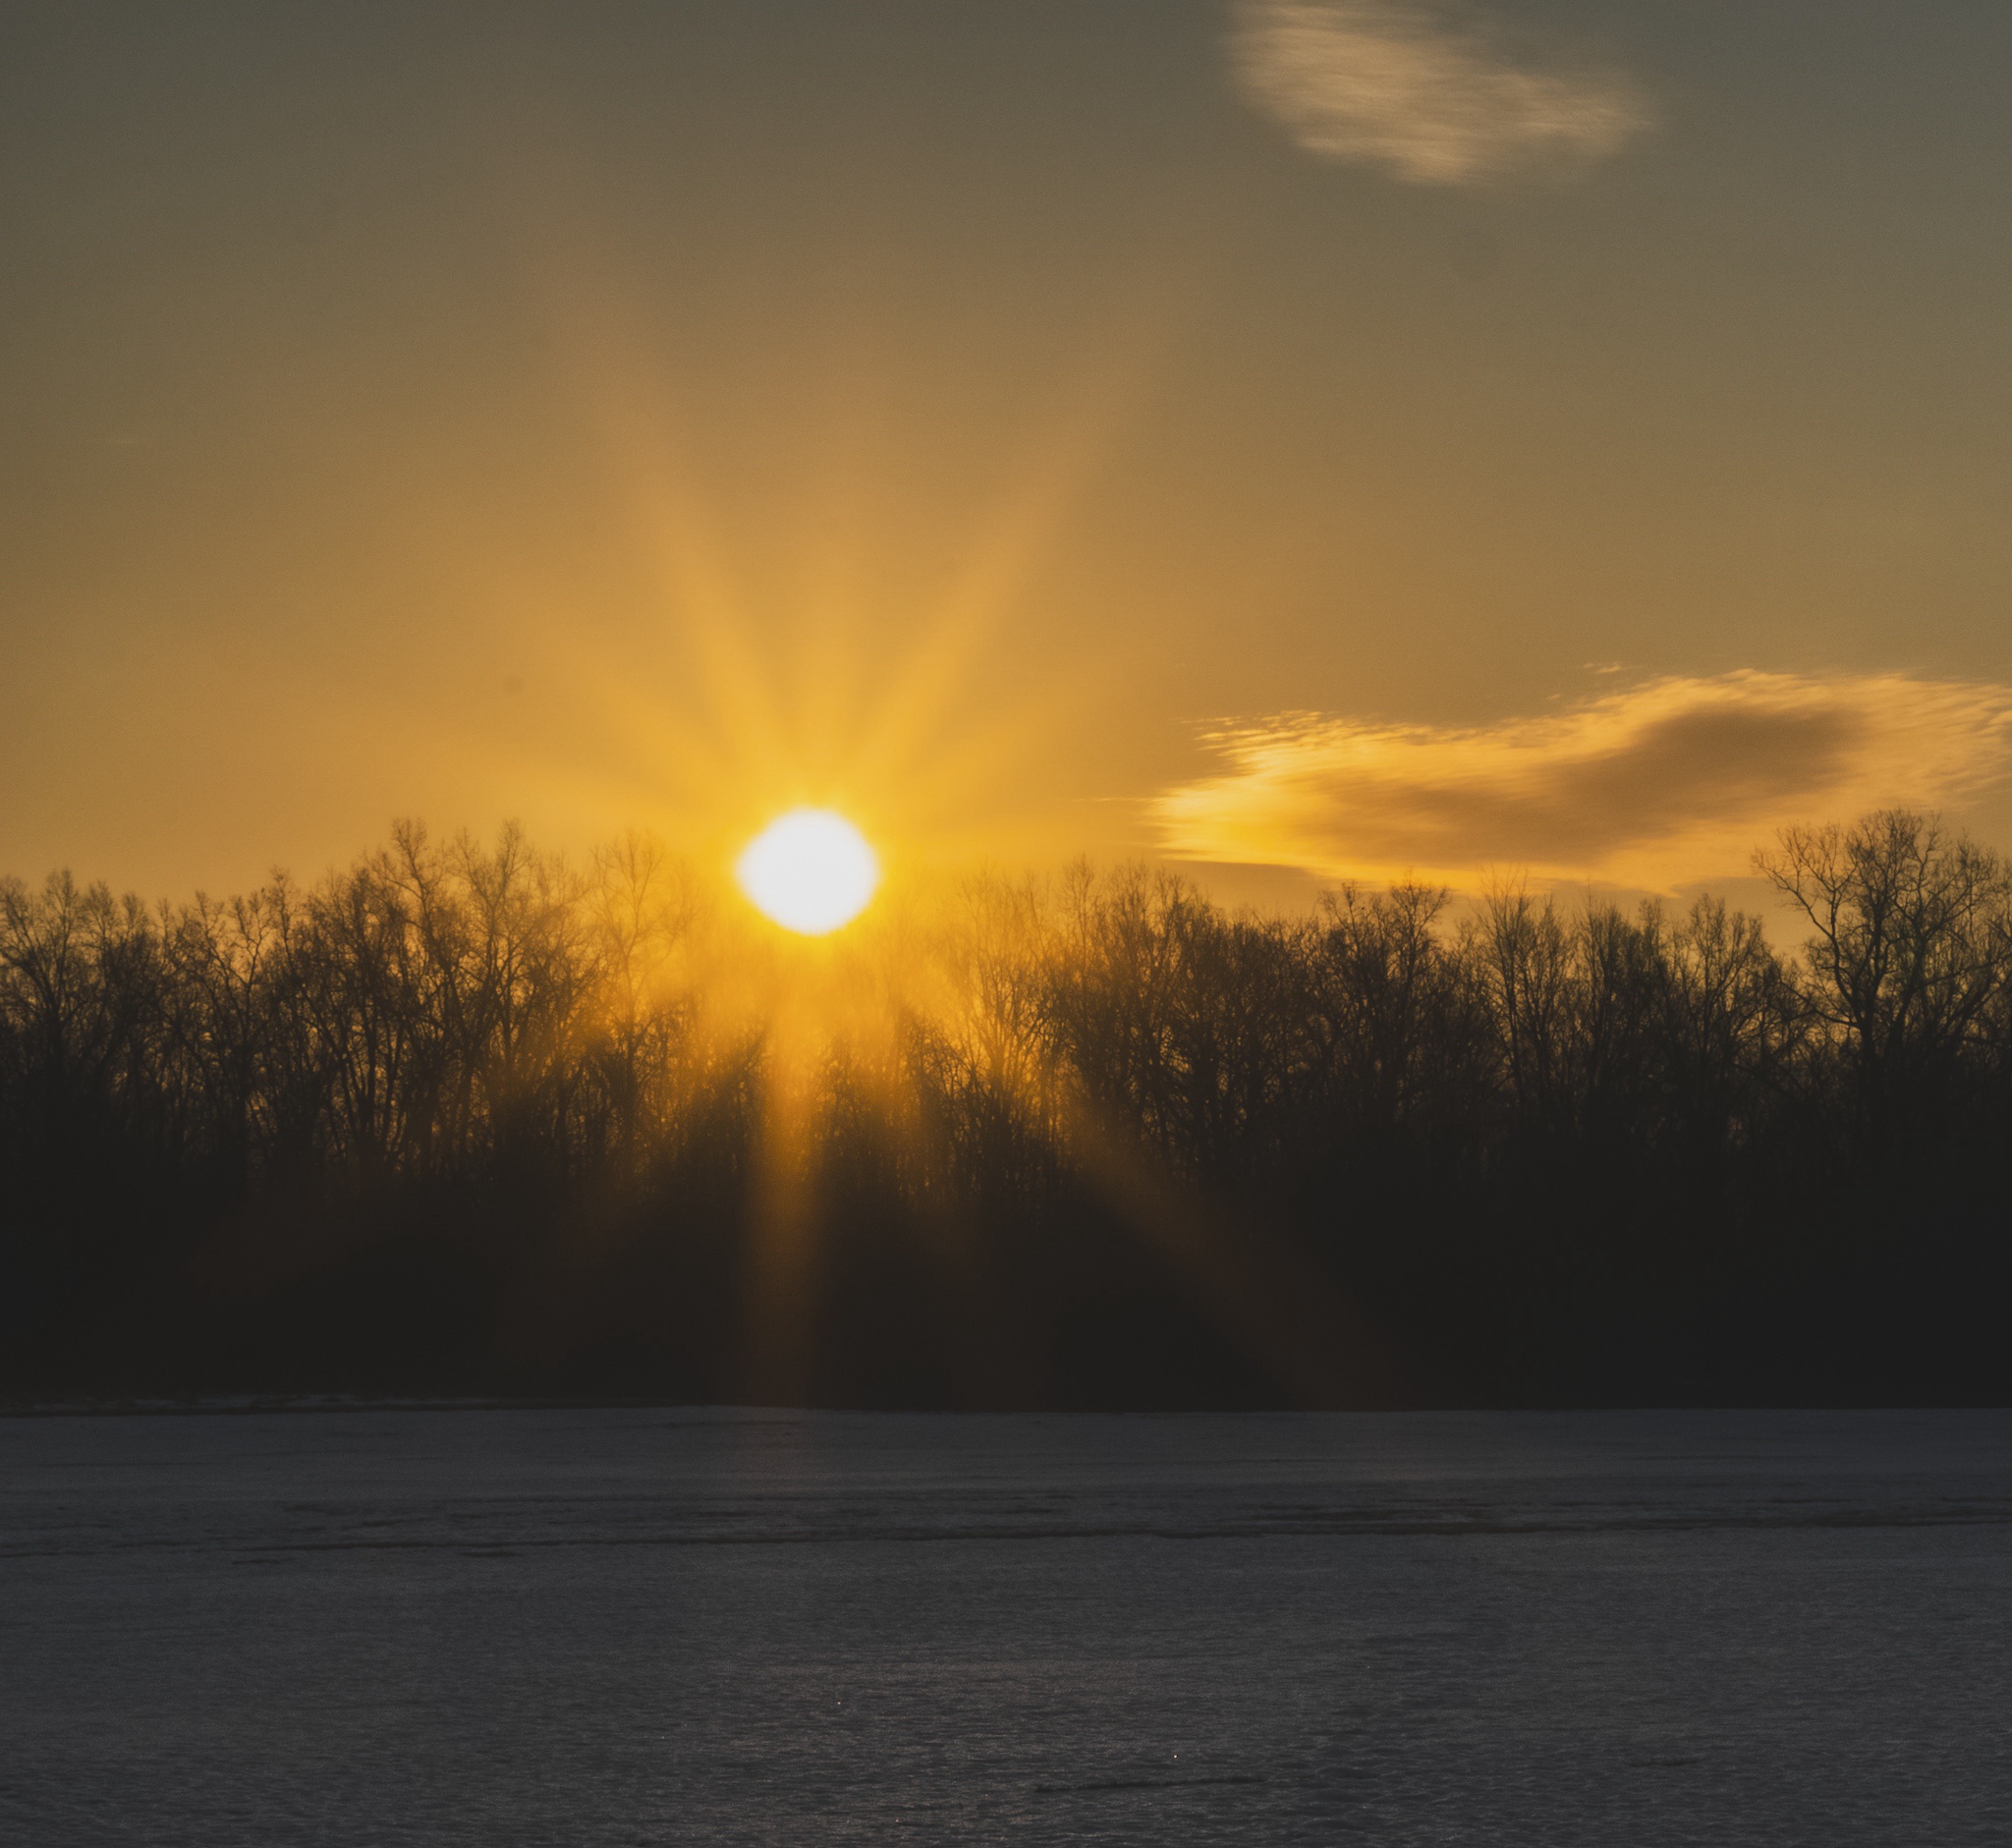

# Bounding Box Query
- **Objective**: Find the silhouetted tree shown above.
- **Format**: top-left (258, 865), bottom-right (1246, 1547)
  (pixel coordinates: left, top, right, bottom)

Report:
top-left (3, 809), bottom-right (2007, 1405)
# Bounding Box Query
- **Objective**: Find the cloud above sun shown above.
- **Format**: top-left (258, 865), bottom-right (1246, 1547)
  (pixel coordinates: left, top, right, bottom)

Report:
top-left (1154, 672), bottom-right (2012, 890)
top-left (1231, 0), bottom-right (1651, 185)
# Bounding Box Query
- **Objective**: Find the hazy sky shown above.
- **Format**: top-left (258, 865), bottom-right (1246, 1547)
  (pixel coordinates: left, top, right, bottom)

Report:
top-left (7, 1), bottom-right (2012, 902)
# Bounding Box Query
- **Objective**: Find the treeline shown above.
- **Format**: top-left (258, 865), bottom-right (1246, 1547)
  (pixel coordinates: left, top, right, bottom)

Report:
top-left (3, 811), bottom-right (2009, 1407)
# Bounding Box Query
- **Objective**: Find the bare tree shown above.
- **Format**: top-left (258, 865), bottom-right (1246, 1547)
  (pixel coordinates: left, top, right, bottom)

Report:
top-left (1759, 811), bottom-right (2011, 1142)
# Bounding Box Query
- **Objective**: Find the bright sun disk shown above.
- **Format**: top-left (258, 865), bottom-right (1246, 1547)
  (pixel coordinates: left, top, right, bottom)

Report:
top-left (736, 809), bottom-right (880, 935)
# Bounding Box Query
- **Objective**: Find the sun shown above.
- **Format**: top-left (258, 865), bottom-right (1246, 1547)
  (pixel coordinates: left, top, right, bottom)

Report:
top-left (736, 809), bottom-right (881, 935)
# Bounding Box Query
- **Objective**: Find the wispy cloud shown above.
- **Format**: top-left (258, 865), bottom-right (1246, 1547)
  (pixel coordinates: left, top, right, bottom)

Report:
top-left (1231, 0), bottom-right (1651, 185)
top-left (1154, 673), bottom-right (2012, 889)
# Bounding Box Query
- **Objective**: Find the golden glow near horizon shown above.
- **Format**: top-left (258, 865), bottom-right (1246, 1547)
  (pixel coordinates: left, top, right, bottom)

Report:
top-left (8, 10), bottom-right (2012, 903)
top-left (736, 809), bottom-right (880, 934)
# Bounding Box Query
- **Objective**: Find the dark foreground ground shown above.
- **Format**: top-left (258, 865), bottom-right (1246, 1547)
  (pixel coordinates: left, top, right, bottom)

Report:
top-left (4, 1405), bottom-right (2009, 1845)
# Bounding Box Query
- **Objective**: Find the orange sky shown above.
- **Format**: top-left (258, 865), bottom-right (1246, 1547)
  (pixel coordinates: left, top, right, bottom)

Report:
top-left (6, 3), bottom-right (2012, 907)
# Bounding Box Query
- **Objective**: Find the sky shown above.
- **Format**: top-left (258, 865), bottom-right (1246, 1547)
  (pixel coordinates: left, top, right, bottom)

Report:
top-left (6, 1), bottom-right (2012, 908)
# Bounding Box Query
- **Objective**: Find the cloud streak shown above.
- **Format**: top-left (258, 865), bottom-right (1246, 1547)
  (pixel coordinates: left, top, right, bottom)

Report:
top-left (1154, 673), bottom-right (2012, 889)
top-left (1231, 0), bottom-right (1650, 185)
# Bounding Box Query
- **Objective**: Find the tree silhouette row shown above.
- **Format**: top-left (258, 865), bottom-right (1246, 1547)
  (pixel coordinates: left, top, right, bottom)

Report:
top-left (3, 811), bottom-right (2007, 1406)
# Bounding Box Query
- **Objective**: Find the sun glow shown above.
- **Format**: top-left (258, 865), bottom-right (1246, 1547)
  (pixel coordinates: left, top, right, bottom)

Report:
top-left (736, 809), bottom-right (881, 934)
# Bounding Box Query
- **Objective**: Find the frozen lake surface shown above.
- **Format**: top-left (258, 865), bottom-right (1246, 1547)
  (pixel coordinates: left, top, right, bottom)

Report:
top-left (3, 1406), bottom-right (2009, 1844)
